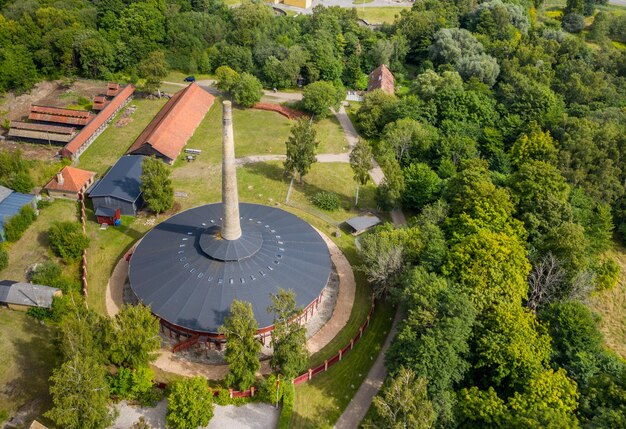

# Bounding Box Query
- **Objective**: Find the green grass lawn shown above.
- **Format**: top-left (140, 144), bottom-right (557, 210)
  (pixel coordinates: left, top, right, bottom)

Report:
top-left (0, 199), bottom-right (79, 282)
top-left (289, 162), bottom-right (377, 223)
top-left (0, 309), bottom-right (58, 423)
top-left (314, 116), bottom-right (349, 154)
top-left (163, 71), bottom-right (214, 83)
top-left (356, 7), bottom-right (409, 24)
top-left (76, 97), bottom-right (168, 175)
top-left (291, 301), bottom-right (395, 429)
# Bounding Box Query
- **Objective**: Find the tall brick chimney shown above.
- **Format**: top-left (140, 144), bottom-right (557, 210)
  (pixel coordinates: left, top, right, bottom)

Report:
top-left (221, 101), bottom-right (242, 241)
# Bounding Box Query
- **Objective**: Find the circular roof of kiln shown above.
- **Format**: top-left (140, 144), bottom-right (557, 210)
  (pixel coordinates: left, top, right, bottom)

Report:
top-left (128, 202), bottom-right (332, 334)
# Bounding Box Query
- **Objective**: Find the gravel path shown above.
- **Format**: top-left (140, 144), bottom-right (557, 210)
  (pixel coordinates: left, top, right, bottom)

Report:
top-left (333, 311), bottom-right (401, 429)
top-left (334, 107), bottom-right (359, 149)
top-left (111, 400), bottom-right (279, 429)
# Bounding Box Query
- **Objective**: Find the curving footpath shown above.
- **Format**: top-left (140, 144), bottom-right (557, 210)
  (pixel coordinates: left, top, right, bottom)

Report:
top-left (105, 229), bottom-right (355, 380)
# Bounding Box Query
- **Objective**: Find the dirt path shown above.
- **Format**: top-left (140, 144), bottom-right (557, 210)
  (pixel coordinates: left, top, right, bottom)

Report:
top-left (334, 311), bottom-right (401, 429)
top-left (105, 230), bottom-right (355, 380)
top-left (235, 153), bottom-right (349, 166)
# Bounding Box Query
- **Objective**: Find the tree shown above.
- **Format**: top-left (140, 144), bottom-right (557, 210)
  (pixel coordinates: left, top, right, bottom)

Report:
top-left (382, 118), bottom-right (438, 164)
top-left (166, 377), bottom-right (214, 429)
top-left (233, 72), bottom-right (263, 108)
top-left (349, 140), bottom-right (373, 205)
top-left (284, 118), bottom-right (319, 184)
top-left (0, 243), bottom-right (7, 271)
top-left (138, 50), bottom-right (168, 95)
top-left (356, 89), bottom-right (397, 138)
top-left (215, 65), bottom-right (240, 94)
top-left (527, 253), bottom-right (567, 313)
top-left (105, 304), bottom-right (160, 369)
top-left (141, 156), bottom-right (174, 214)
top-left (402, 163), bottom-right (442, 210)
top-left (376, 158), bottom-right (405, 210)
top-left (301, 80), bottom-right (343, 118)
top-left (219, 300), bottom-right (261, 390)
top-left (509, 125), bottom-right (558, 166)
top-left (48, 221), bottom-right (89, 261)
top-left (45, 355), bottom-right (112, 429)
top-left (267, 289), bottom-right (308, 379)
top-left (365, 368), bottom-right (436, 429)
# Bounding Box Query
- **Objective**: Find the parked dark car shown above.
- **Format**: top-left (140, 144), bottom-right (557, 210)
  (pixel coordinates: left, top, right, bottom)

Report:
top-left (184, 76), bottom-right (196, 82)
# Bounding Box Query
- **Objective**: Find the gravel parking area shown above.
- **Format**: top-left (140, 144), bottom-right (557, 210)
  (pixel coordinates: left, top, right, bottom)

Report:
top-left (111, 400), bottom-right (279, 429)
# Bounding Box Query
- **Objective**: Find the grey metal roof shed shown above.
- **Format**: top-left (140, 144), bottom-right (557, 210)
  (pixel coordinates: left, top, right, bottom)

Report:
top-left (88, 155), bottom-right (145, 216)
top-left (0, 280), bottom-right (61, 308)
top-left (129, 202), bottom-right (332, 334)
top-left (345, 214), bottom-right (382, 235)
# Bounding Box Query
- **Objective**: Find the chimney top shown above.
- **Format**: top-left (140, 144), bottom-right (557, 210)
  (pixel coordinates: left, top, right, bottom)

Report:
top-left (56, 171), bottom-right (64, 186)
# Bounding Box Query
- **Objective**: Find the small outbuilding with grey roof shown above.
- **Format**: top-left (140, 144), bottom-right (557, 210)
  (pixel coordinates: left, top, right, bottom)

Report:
top-left (88, 155), bottom-right (145, 216)
top-left (0, 280), bottom-right (61, 311)
top-left (345, 214), bottom-right (382, 236)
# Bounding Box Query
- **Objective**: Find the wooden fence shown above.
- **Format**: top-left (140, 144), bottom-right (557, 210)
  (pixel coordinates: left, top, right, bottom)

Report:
top-left (78, 193), bottom-right (88, 301)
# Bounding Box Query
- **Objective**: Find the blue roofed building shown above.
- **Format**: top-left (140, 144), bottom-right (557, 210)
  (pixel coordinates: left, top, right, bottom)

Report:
top-left (0, 185), bottom-right (37, 242)
top-left (87, 155), bottom-right (145, 216)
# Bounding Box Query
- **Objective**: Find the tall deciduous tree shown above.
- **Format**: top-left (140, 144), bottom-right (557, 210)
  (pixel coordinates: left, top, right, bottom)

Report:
top-left (267, 289), bottom-right (307, 379)
top-left (219, 300), bottom-right (261, 390)
top-left (166, 377), bottom-right (214, 429)
top-left (141, 156), bottom-right (174, 214)
top-left (138, 50), bottom-right (168, 95)
top-left (301, 80), bottom-right (344, 118)
top-left (284, 118), bottom-right (319, 184)
top-left (365, 368), bottom-right (436, 429)
top-left (45, 355), bottom-right (112, 429)
top-left (349, 140), bottom-right (372, 205)
top-left (233, 72), bottom-right (263, 107)
top-left (215, 65), bottom-right (240, 94)
top-left (105, 304), bottom-right (161, 369)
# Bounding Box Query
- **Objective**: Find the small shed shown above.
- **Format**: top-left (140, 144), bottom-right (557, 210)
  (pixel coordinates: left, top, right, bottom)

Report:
top-left (345, 214), bottom-right (382, 236)
top-left (44, 166), bottom-right (96, 200)
top-left (88, 155), bottom-right (145, 216)
top-left (0, 185), bottom-right (37, 242)
top-left (95, 206), bottom-right (121, 226)
top-left (0, 280), bottom-right (61, 311)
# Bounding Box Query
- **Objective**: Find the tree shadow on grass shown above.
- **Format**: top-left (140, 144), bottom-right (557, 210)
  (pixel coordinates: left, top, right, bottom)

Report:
top-left (3, 315), bottom-right (58, 427)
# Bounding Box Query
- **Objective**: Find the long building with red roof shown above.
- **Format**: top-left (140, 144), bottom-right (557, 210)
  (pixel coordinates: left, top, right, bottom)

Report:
top-left (61, 84), bottom-right (135, 160)
top-left (126, 83), bottom-right (214, 164)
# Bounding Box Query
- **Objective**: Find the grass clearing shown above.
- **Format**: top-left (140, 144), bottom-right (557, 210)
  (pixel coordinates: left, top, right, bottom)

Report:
top-left (0, 309), bottom-right (58, 423)
top-left (163, 71), bottom-right (214, 83)
top-left (356, 7), bottom-right (409, 24)
top-left (314, 116), bottom-right (349, 154)
top-left (76, 97), bottom-right (168, 175)
top-left (291, 301), bottom-right (395, 429)
top-left (0, 199), bottom-right (79, 282)
top-left (590, 243), bottom-right (626, 359)
top-left (289, 163), bottom-right (377, 223)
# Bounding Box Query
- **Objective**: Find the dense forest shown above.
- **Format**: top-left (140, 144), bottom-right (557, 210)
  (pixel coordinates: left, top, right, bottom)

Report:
top-left (2, 0), bottom-right (626, 427)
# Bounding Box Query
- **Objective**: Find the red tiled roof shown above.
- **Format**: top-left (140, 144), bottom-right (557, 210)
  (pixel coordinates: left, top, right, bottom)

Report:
top-left (62, 84), bottom-right (135, 156)
top-left (10, 121), bottom-right (75, 134)
top-left (30, 105), bottom-right (93, 118)
top-left (107, 83), bottom-right (121, 97)
top-left (45, 166), bottom-right (96, 193)
top-left (28, 112), bottom-right (94, 126)
top-left (368, 64), bottom-right (395, 94)
top-left (127, 83), bottom-right (215, 162)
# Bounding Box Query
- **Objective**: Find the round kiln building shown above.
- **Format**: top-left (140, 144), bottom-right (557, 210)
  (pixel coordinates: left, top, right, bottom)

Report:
top-left (128, 101), bottom-right (332, 344)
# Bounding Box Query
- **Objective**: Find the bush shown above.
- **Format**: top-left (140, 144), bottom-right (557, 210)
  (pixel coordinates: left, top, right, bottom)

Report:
top-left (302, 80), bottom-right (344, 118)
top-left (31, 261), bottom-right (80, 294)
top-left (277, 383), bottom-right (294, 429)
top-left (258, 374), bottom-right (283, 405)
top-left (27, 306), bottom-right (53, 320)
top-left (4, 205), bottom-right (36, 242)
top-left (0, 244), bottom-right (7, 271)
top-left (595, 259), bottom-right (620, 292)
top-left (562, 13), bottom-right (585, 33)
top-left (109, 366), bottom-right (160, 406)
top-left (167, 377), bottom-right (214, 429)
top-left (37, 199), bottom-right (51, 209)
top-left (48, 221), bottom-right (89, 261)
top-left (311, 191), bottom-right (341, 211)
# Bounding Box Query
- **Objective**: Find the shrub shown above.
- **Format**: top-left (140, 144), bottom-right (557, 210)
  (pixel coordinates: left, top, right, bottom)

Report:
top-left (37, 199), bottom-right (51, 209)
top-left (4, 205), bottom-right (36, 242)
top-left (311, 191), bottom-right (341, 211)
top-left (277, 383), bottom-right (294, 429)
top-left (48, 221), bottom-right (89, 261)
top-left (167, 377), bottom-right (214, 429)
top-left (258, 374), bottom-right (283, 405)
top-left (562, 13), bottom-right (585, 33)
top-left (108, 366), bottom-right (160, 406)
top-left (27, 306), bottom-right (53, 320)
top-left (0, 244), bottom-right (7, 271)
top-left (595, 259), bottom-right (620, 292)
